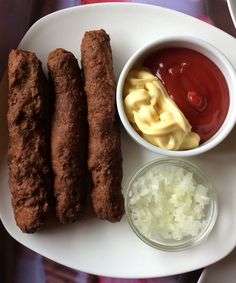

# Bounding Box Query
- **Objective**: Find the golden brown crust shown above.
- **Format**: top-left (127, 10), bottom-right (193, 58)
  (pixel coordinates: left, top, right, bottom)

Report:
top-left (81, 30), bottom-right (124, 222)
top-left (48, 48), bottom-right (88, 224)
top-left (7, 49), bottom-right (52, 233)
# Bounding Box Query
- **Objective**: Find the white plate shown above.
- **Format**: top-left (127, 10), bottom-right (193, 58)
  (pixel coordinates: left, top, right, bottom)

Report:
top-left (0, 3), bottom-right (236, 278)
top-left (227, 0), bottom-right (236, 28)
top-left (198, 248), bottom-right (236, 283)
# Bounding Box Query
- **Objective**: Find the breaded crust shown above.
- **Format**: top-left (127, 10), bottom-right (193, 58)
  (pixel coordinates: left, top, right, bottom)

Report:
top-left (48, 48), bottom-right (88, 224)
top-left (81, 30), bottom-right (124, 222)
top-left (7, 49), bottom-right (52, 233)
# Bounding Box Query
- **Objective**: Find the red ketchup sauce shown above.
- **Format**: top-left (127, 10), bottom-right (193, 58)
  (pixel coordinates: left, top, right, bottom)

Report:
top-left (143, 48), bottom-right (229, 143)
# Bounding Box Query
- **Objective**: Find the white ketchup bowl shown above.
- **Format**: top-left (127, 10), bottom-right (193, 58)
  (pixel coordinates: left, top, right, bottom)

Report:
top-left (116, 35), bottom-right (236, 157)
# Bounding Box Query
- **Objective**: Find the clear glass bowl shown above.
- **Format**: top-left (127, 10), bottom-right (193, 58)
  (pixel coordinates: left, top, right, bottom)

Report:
top-left (125, 158), bottom-right (218, 252)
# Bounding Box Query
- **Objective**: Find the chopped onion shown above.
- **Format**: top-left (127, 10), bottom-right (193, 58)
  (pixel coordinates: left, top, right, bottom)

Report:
top-left (128, 165), bottom-right (210, 241)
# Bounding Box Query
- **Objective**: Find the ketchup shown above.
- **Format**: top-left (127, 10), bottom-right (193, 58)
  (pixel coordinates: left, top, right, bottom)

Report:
top-left (144, 48), bottom-right (229, 143)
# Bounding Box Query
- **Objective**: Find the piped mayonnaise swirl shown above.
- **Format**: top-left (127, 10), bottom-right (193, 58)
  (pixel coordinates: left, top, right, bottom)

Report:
top-left (123, 69), bottom-right (200, 150)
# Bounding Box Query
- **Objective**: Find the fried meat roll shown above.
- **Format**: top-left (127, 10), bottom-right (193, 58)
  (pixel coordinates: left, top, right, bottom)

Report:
top-left (48, 48), bottom-right (87, 224)
top-left (81, 30), bottom-right (124, 222)
top-left (7, 50), bottom-right (52, 233)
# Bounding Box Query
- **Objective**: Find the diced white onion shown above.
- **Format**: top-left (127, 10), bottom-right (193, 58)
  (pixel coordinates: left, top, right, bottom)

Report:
top-left (128, 166), bottom-right (210, 241)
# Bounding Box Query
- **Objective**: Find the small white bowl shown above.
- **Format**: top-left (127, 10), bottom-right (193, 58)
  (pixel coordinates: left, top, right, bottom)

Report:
top-left (116, 36), bottom-right (236, 157)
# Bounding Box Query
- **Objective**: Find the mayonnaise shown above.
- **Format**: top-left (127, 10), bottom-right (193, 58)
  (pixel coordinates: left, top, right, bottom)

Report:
top-left (123, 69), bottom-right (200, 150)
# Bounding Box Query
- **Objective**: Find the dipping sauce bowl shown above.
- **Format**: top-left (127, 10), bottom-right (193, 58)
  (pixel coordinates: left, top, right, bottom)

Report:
top-left (116, 36), bottom-right (236, 157)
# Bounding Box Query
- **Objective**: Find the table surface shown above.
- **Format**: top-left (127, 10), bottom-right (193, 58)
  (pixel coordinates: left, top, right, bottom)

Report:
top-left (0, 1), bottom-right (235, 283)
